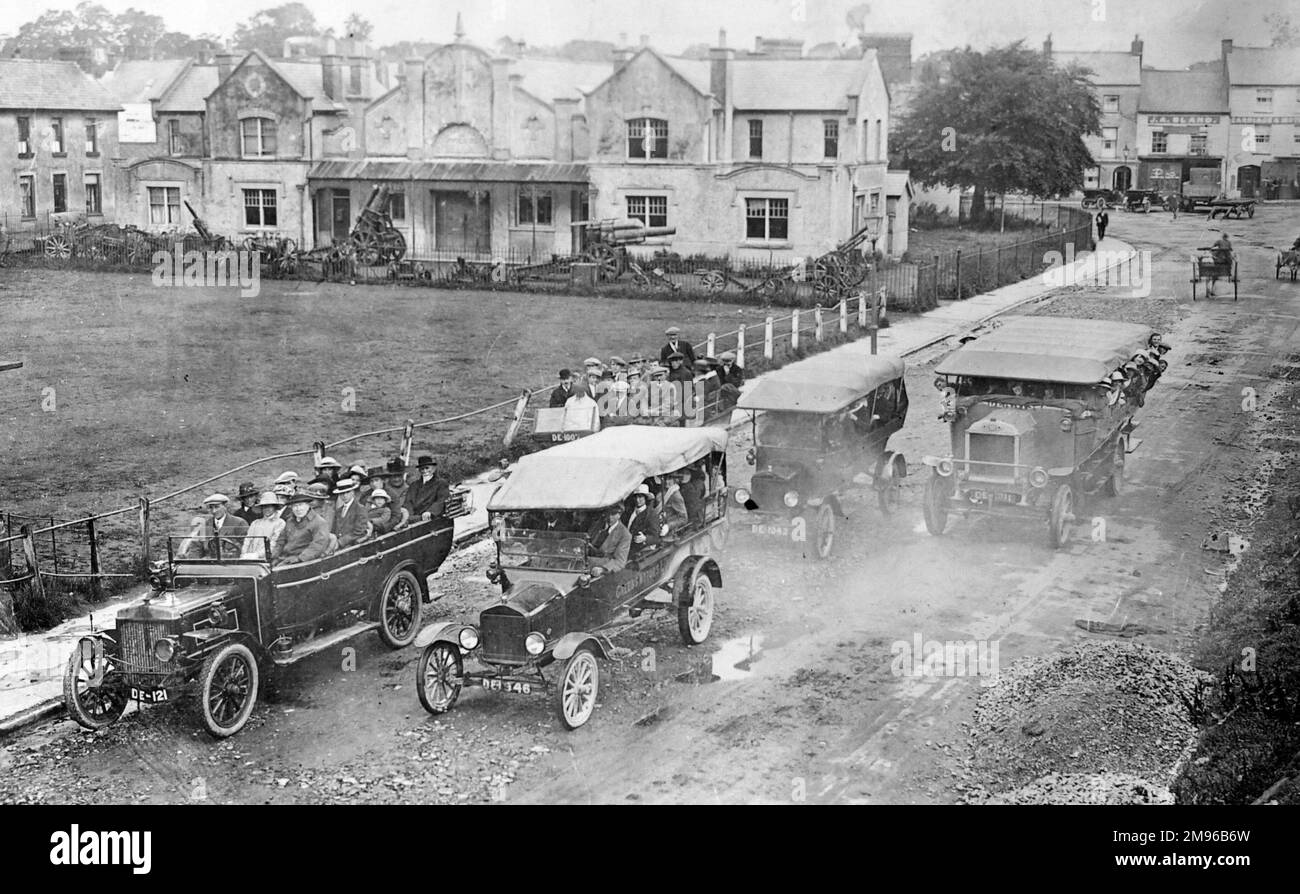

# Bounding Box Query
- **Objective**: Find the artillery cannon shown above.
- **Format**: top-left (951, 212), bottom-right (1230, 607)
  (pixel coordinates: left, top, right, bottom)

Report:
top-left (184, 201), bottom-right (235, 251)
top-left (570, 218), bottom-right (676, 281)
top-left (350, 185), bottom-right (407, 265)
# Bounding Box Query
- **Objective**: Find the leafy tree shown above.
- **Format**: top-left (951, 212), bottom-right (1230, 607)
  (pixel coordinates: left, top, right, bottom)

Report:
top-left (343, 13), bottom-right (373, 42)
top-left (10, 10), bottom-right (82, 59)
top-left (232, 3), bottom-right (322, 55)
top-left (1265, 13), bottom-right (1299, 47)
top-left (893, 42), bottom-right (1101, 217)
top-left (116, 8), bottom-right (168, 54)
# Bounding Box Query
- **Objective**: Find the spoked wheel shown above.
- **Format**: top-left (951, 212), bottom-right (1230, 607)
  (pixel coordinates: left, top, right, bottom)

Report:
top-left (44, 234), bottom-right (72, 259)
top-left (632, 269), bottom-right (651, 289)
top-left (678, 570), bottom-right (715, 645)
top-left (698, 270), bottom-right (726, 293)
top-left (590, 244), bottom-right (622, 281)
top-left (875, 454), bottom-right (905, 516)
top-left (553, 646), bottom-right (599, 730)
top-left (1102, 436), bottom-right (1126, 497)
top-left (812, 503), bottom-right (835, 560)
top-left (1048, 483), bottom-right (1076, 549)
top-left (198, 641), bottom-right (259, 738)
top-left (353, 232), bottom-right (381, 265)
top-left (923, 469), bottom-right (951, 535)
top-left (416, 642), bottom-right (463, 715)
top-left (62, 643), bottom-right (127, 731)
top-left (377, 568), bottom-right (423, 648)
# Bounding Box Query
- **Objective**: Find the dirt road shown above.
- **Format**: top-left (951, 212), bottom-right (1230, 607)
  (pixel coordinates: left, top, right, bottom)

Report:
top-left (3, 209), bottom-right (1297, 804)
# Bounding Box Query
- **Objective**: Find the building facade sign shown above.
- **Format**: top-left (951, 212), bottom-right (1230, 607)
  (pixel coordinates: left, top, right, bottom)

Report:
top-left (1147, 115), bottom-right (1221, 125)
top-left (1230, 115), bottom-right (1299, 124)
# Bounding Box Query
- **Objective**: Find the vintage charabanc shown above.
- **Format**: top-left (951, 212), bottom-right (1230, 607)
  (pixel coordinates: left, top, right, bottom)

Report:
top-left (413, 426), bottom-right (729, 729)
top-left (62, 500), bottom-right (467, 738)
top-left (731, 352), bottom-right (909, 560)
top-left (921, 317), bottom-right (1169, 548)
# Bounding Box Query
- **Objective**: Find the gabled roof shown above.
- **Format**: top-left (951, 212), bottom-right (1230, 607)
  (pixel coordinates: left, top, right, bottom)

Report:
top-left (511, 57), bottom-right (608, 105)
top-left (0, 59), bottom-right (122, 110)
top-left (729, 55), bottom-right (875, 110)
top-left (1052, 51), bottom-right (1141, 85)
top-left (1226, 46), bottom-right (1300, 86)
top-left (271, 58), bottom-right (346, 112)
top-left (99, 59), bottom-right (188, 104)
top-left (586, 47), bottom-right (711, 100)
top-left (1139, 68), bottom-right (1226, 113)
top-left (158, 64), bottom-right (218, 112)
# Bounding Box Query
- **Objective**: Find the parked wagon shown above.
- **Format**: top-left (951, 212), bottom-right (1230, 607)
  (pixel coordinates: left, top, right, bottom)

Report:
top-left (1206, 198), bottom-right (1256, 220)
top-left (1080, 188), bottom-right (1124, 211)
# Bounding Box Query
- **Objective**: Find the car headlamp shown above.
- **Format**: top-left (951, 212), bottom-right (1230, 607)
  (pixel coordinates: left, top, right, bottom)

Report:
top-left (153, 637), bottom-right (176, 662)
top-left (524, 632), bottom-right (545, 656)
top-left (938, 459), bottom-right (955, 477)
top-left (1060, 416), bottom-right (1073, 431)
top-left (458, 627), bottom-right (480, 650)
top-left (735, 487), bottom-right (751, 505)
top-left (783, 491), bottom-right (799, 508)
top-left (1029, 468), bottom-right (1048, 488)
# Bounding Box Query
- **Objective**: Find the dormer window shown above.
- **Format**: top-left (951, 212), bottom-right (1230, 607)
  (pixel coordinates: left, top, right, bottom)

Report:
top-left (240, 117), bottom-right (277, 158)
top-left (627, 117), bottom-right (668, 160)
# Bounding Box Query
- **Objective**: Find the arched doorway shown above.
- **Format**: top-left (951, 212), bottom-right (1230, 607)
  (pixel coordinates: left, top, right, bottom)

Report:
top-left (1238, 165), bottom-right (1261, 198)
top-left (1112, 166), bottom-right (1133, 191)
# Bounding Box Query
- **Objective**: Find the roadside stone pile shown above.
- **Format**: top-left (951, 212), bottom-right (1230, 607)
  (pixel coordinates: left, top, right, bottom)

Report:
top-left (961, 641), bottom-right (1209, 804)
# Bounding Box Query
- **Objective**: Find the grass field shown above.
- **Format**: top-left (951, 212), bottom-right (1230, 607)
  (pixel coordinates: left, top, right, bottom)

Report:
top-left (0, 269), bottom-right (789, 530)
top-left (906, 225), bottom-right (1048, 260)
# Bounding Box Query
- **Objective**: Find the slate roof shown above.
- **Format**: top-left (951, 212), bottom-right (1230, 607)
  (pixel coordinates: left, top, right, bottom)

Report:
top-left (1139, 69), bottom-right (1227, 113)
top-left (511, 58), bottom-right (609, 105)
top-left (1225, 46), bottom-right (1300, 86)
top-left (729, 56), bottom-right (874, 109)
top-left (157, 64), bottom-right (218, 112)
top-left (0, 59), bottom-right (122, 110)
top-left (99, 59), bottom-right (187, 103)
top-left (1052, 51), bottom-right (1141, 85)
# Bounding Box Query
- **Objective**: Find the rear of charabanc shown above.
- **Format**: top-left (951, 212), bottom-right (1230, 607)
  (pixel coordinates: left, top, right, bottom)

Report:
top-left (413, 426), bottom-right (729, 729)
top-left (731, 353), bottom-right (910, 559)
top-left (63, 507), bottom-right (463, 739)
top-left (920, 317), bottom-right (1170, 548)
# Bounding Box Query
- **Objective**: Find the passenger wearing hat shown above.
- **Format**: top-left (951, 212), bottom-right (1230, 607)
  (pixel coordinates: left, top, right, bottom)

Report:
top-left (346, 464), bottom-right (374, 502)
top-left (383, 458), bottom-right (410, 518)
top-left (331, 477), bottom-right (370, 549)
top-left (242, 492), bottom-right (287, 560)
top-left (404, 455), bottom-right (450, 525)
top-left (582, 357), bottom-right (604, 376)
top-left (659, 473), bottom-right (689, 533)
top-left (609, 356), bottom-right (629, 381)
top-left (665, 351), bottom-right (693, 385)
top-left (718, 350), bottom-right (745, 408)
top-left (550, 368), bottom-right (578, 408)
top-left (273, 470), bottom-right (300, 493)
top-left (306, 481), bottom-right (336, 532)
top-left (233, 482), bottom-right (261, 526)
top-left (368, 489), bottom-right (395, 536)
top-left (275, 494), bottom-right (331, 565)
top-left (587, 503), bottom-right (632, 575)
top-left (659, 326), bottom-right (697, 367)
top-left (199, 493), bottom-right (249, 559)
top-left (623, 483), bottom-right (661, 556)
top-left (310, 456), bottom-right (342, 489)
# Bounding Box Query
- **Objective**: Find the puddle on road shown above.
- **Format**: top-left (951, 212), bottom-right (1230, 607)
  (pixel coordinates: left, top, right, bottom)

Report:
top-left (711, 634), bottom-right (767, 682)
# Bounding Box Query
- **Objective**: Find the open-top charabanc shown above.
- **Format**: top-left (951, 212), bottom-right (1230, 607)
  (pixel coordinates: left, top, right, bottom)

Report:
top-left (413, 426), bottom-right (729, 729)
top-left (921, 317), bottom-right (1170, 548)
top-left (62, 497), bottom-right (467, 738)
top-left (731, 352), bottom-right (909, 559)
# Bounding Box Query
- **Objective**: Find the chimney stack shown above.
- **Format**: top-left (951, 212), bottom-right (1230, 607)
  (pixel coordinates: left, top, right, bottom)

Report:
top-left (216, 53), bottom-right (238, 82)
top-left (1043, 34), bottom-right (1052, 56)
top-left (718, 29), bottom-right (727, 48)
top-left (321, 53), bottom-right (343, 100)
top-left (1130, 35), bottom-right (1143, 57)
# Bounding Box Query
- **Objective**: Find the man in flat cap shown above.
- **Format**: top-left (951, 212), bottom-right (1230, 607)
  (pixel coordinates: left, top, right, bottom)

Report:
top-left (659, 326), bottom-right (697, 367)
top-left (200, 493), bottom-right (249, 559)
top-left (718, 350), bottom-right (745, 408)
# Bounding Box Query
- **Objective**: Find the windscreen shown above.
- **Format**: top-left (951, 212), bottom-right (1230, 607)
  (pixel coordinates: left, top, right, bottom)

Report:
top-left (755, 411), bottom-right (822, 449)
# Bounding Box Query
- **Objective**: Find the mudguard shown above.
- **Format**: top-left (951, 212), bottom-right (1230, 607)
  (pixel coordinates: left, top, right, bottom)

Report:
top-left (414, 620), bottom-right (470, 650)
top-left (552, 632), bottom-right (613, 662)
top-left (883, 450), bottom-right (908, 479)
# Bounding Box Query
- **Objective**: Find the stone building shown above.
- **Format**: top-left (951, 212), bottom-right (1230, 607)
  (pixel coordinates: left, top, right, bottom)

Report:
top-left (1047, 35), bottom-right (1145, 192)
top-left (1222, 41), bottom-right (1300, 199)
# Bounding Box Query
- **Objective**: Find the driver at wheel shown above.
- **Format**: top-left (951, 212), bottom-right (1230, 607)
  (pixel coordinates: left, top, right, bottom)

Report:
top-left (587, 504), bottom-right (631, 575)
top-left (1208, 232), bottom-right (1234, 296)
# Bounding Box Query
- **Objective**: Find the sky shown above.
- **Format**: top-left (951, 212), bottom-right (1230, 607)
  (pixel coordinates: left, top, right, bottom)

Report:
top-left (0, 0), bottom-right (1291, 68)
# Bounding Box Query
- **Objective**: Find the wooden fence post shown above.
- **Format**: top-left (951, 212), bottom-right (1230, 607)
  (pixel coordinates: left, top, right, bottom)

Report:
top-left (20, 525), bottom-right (45, 603)
top-left (933, 254), bottom-right (940, 304)
top-left (735, 326), bottom-right (745, 367)
top-left (814, 305), bottom-right (824, 341)
top-left (764, 316), bottom-right (774, 359)
top-left (706, 332), bottom-right (717, 358)
top-left (87, 517), bottom-right (101, 601)
top-left (857, 292), bottom-right (867, 327)
top-left (955, 250), bottom-right (962, 300)
top-left (839, 298), bottom-right (848, 333)
top-left (791, 309), bottom-right (800, 350)
top-left (139, 497), bottom-right (151, 569)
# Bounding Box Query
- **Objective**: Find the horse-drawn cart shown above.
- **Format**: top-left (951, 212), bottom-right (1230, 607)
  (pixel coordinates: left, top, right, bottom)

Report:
top-left (1191, 247), bottom-right (1239, 301)
top-left (1206, 198), bottom-right (1256, 220)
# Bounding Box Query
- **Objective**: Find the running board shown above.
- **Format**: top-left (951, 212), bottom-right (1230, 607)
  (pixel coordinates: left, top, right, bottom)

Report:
top-left (1125, 437), bottom-right (1143, 454)
top-left (271, 621), bottom-right (380, 665)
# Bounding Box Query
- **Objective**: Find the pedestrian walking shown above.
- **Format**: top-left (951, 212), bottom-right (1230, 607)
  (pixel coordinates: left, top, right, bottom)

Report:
top-left (1096, 210), bottom-right (1109, 240)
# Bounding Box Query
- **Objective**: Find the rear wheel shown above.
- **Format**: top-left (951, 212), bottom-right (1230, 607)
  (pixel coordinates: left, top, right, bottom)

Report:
top-left (1103, 436), bottom-right (1126, 497)
top-left (678, 570), bottom-right (715, 645)
top-left (554, 647), bottom-right (599, 730)
top-left (875, 454), bottom-right (905, 516)
top-left (198, 641), bottom-right (259, 738)
top-left (812, 503), bottom-right (835, 560)
top-left (377, 568), bottom-right (423, 648)
top-left (416, 643), bottom-right (462, 715)
top-left (1048, 483), bottom-right (1076, 549)
top-left (62, 644), bottom-right (127, 731)
top-left (923, 470), bottom-right (951, 535)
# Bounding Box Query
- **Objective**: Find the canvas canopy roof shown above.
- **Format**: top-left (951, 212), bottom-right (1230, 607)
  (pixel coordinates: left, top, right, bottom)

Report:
top-left (488, 426), bottom-right (728, 511)
top-left (739, 354), bottom-right (906, 413)
top-left (935, 317), bottom-right (1158, 385)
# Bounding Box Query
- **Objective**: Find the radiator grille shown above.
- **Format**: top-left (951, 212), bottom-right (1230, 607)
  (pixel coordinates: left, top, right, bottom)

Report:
top-left (481, 613), bottom-right (528, 665)
top-left (968, 433), bottom-right (1016, 480)
top-left (117, 621), bottom-right (175, 674)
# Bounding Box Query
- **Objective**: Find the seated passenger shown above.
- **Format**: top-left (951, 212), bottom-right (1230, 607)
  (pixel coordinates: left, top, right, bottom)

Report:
top-left (332, 478), bottom-right (369, 549)
top-left (242, 492), bottom-right (287, 560)
top-left (275, 494), bottom-right (330, 565)
top-left (200, 493), bottom-right (249, 559)
top-left (623, 485), bottom-right (661, 556)
top-left (177, 515), bottom-right (207, 559)
top-left (679, 468), bottom-right (706, 527)
top-left (368, 489), bottom-right (394, 536)
top-left (587, 504), bottom-right (631, 574)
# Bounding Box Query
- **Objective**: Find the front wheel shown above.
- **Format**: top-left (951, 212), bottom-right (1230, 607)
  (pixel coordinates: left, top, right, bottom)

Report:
top-left (416, 643), bottom-right (463, 715)
top-left (678, 570), bottom-right (715, 645)
top-left (812, 503), bottom-right (835, 560)
top-left (198, 641), bottom-right (259, 738)
top-left (553, 647), bottom-right (599, 730)
top-left (923, 470), bottom-right (951, 535)
top-left (1048, 483), bottom-right (1076, 549)
top-left (377, 568), bottom-right (423, 648)
top-left (875, 454), bottom-right (905, 516)
top-left (62, 644), bottom-right (127, 731)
